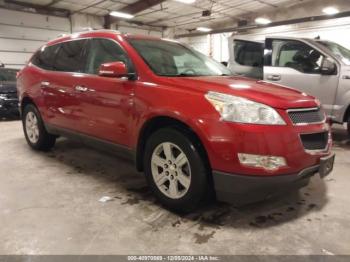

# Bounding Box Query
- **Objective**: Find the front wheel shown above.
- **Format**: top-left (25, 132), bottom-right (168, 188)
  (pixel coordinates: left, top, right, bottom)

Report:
top-left (144, 128), bottom-right (209, 213)
top-left (22, 104), bottom-right (56, 151)
top-left (347, 116), bottom-right (350, 137)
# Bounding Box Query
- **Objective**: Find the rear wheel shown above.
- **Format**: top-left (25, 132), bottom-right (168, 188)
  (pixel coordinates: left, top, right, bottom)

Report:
top-left (144, 128), bottom-right (209, 213)
top-left (22, 104), bottom-right (56, 151)
top-left (347, 116), bottom-right (350, 137)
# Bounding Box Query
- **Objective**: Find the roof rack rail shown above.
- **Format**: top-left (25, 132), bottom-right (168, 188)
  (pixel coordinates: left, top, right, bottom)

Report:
top-left (57, 29), bottom-right (121, 38)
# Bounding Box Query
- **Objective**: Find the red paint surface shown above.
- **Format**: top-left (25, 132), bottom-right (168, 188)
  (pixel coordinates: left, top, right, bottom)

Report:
top-left (17, 31), bottom-right (332, 176)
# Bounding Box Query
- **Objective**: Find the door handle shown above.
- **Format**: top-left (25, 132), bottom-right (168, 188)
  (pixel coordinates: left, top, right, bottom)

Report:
top-left (267, 75), bottom-right (281, 81)
top-left (40, 81), bottom-right (50, 87)
top-left (342, 75), bottom-right (350, 80)
top-left (75, 85), bottom-right (89, 92)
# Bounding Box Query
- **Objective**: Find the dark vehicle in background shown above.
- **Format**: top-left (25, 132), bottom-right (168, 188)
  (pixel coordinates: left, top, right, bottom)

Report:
top-left (0, 67), bottom-right (19, 118)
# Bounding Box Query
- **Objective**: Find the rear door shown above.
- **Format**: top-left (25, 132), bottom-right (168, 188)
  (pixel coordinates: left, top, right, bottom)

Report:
top-left (45, 39), bottom-right (89, 131)
top-left (228, 38), bottom-right (264, 79)
top-left (264, 38), bottom-right (339, 115)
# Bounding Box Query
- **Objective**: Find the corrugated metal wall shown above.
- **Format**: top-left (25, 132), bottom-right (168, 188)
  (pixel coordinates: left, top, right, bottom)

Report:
top-left (0, 8), bottom-right (70, 69)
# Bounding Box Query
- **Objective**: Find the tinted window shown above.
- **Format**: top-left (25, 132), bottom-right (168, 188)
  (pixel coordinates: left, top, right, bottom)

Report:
top-left (128, 39), bottom-right (231, 76)
top-left (234, 41), bottom-right (264, 67)
top-left (53, 39), bottom-right (88, 72)
top-left (31, 45), bottom-right (60, 70)
top-left (273, 40), bottom-right (324, 74)
top-left (85, 38), bottom-right (134, 75)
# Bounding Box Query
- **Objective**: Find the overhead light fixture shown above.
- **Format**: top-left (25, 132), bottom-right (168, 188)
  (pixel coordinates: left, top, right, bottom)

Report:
top-left (109, 11), bottom-right (134, 19)
top-left (255, 17), bottom-right (271, 25)
top-left (196, 27), bottom-right (212, 32)
top-left (322, 6), bottom-right (339, 15)
top-left (174, 0), bottom-right (196, 4)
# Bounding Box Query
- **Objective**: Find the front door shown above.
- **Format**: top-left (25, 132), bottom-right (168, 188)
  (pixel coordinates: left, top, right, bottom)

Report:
top-left (264, 38), bottom-right (339, 116)
top-left (75, 38), bottom-right (136, 147)
top-left (228, 38), bottom-right (264, 79)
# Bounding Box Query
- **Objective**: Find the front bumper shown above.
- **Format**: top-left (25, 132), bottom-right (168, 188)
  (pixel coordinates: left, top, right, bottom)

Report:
top-left (213, 153), bottom-right (335, 205)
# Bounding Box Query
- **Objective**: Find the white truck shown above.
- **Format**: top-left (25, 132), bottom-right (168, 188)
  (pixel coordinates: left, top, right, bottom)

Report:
top-left (228, 36), bottom-right (350, 135)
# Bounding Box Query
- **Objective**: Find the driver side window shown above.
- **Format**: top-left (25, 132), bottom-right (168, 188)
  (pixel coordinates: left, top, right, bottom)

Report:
top-left (85, 38), bottom-right (134, 75)
top-left (272, 40), bottom-right (324, 74)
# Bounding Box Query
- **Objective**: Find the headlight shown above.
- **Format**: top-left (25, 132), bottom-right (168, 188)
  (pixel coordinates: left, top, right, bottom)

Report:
top-left (205, 91), bottom-right (286, 125)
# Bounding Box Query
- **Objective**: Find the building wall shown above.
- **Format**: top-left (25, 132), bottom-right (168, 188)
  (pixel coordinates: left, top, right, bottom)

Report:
top-left (0, 8), bottom-right (70, 69)
top-left (234, 17), bottom-right (350, 49)
top-left (180, 34), bottom-right (230, 63)
top-left (180, 16), bottom-right (350, 63)
top-left (0, 8), bottom-right (162, 70)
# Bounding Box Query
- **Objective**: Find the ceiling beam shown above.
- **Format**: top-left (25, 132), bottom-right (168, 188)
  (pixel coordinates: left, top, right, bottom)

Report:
top-left (3, 0), bottom-right (70, 17)
top-left (71, 0), bottom-right (108, 14)
top-left (106, 0), bottom-right (167, 26)
top-left (174, 10), bottom-right (350, 38)
top-left (118, 0), bottom-right (166, 14)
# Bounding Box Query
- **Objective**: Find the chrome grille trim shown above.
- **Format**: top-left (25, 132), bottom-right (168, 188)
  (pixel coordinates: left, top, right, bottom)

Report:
top-left (287, 107), bottom-right (326, 125)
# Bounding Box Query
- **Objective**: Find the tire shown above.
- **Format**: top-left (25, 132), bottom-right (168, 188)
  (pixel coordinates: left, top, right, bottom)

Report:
top-left (22, 104), bottom-right (56, 151)
top-left (144, 128), bottom-right (209, 213)
top-left (347, 116), bottom-right (350, 137)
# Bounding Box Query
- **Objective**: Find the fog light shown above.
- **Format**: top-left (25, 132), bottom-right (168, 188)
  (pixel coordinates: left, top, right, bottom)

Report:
top-left (238, 153), bottom-right (287, 171)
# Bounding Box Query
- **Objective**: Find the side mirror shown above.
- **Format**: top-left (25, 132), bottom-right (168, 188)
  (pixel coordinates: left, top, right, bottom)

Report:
top-left (321, 58), bottom-right (336, 75)
top-left (98, 61), bottom-right (128, 78)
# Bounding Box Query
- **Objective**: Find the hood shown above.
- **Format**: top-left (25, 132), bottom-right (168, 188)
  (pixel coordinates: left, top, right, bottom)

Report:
top-left (159, 76), bottom-right (317, 109)
top-left (0, 81), bottom-right (17, 93)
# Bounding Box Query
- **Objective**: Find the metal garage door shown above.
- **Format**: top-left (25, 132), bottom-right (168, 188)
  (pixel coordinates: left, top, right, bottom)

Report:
top-left (0, 8), bottom-right (70, 69)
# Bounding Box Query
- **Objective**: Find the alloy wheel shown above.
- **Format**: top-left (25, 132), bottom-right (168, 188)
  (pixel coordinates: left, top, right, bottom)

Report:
top-left (25, 112), bottom-right (39, 144)
top-left (151, 142), bottom-right (191, 199)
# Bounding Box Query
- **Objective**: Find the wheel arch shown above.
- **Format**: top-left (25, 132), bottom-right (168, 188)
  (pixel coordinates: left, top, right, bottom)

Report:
top-left (135, 116), bottom-right (211, 174)
top-left (20, 96), bottom-right (36, 115)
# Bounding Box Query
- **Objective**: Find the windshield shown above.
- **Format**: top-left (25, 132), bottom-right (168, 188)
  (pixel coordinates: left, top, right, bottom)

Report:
top-left (128, 39), bottom-right (232, 77)
top-left (0, 68), bottom-right (18, 81)
top-left (318, 41), bottom-right (350, 65)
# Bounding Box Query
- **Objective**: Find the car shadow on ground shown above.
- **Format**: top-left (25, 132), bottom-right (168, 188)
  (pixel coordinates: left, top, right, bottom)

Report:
top-left (30, 134), bottom-right (331, 234)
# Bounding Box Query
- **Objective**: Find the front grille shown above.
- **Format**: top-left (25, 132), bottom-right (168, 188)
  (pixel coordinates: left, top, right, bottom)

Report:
top-left (300, 132), bottom-right (328, 151)
top-left (288, 108), bottom-right (325, 125)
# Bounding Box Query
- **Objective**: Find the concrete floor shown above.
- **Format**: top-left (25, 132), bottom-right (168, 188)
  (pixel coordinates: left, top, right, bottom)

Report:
top-left (0, 120), bottom-right (349, 255)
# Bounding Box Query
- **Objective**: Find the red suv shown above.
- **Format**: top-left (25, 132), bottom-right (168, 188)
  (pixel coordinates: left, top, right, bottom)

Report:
top-left (17, 30), bottom-right (335, 212)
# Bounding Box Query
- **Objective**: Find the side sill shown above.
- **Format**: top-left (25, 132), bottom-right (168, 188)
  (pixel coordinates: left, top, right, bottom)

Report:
top-left (45, 123), bottom-right (137, 164)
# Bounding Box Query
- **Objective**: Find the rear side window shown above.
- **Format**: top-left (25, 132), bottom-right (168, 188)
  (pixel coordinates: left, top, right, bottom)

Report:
top-left (53, 39), bottom-right (88, 73)
top-left (85, 38), bottom-right (134, 75)
top-left (234, 41), bottom-right (264, 67)
top-left (31, 45), bottom-right (60, 70)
